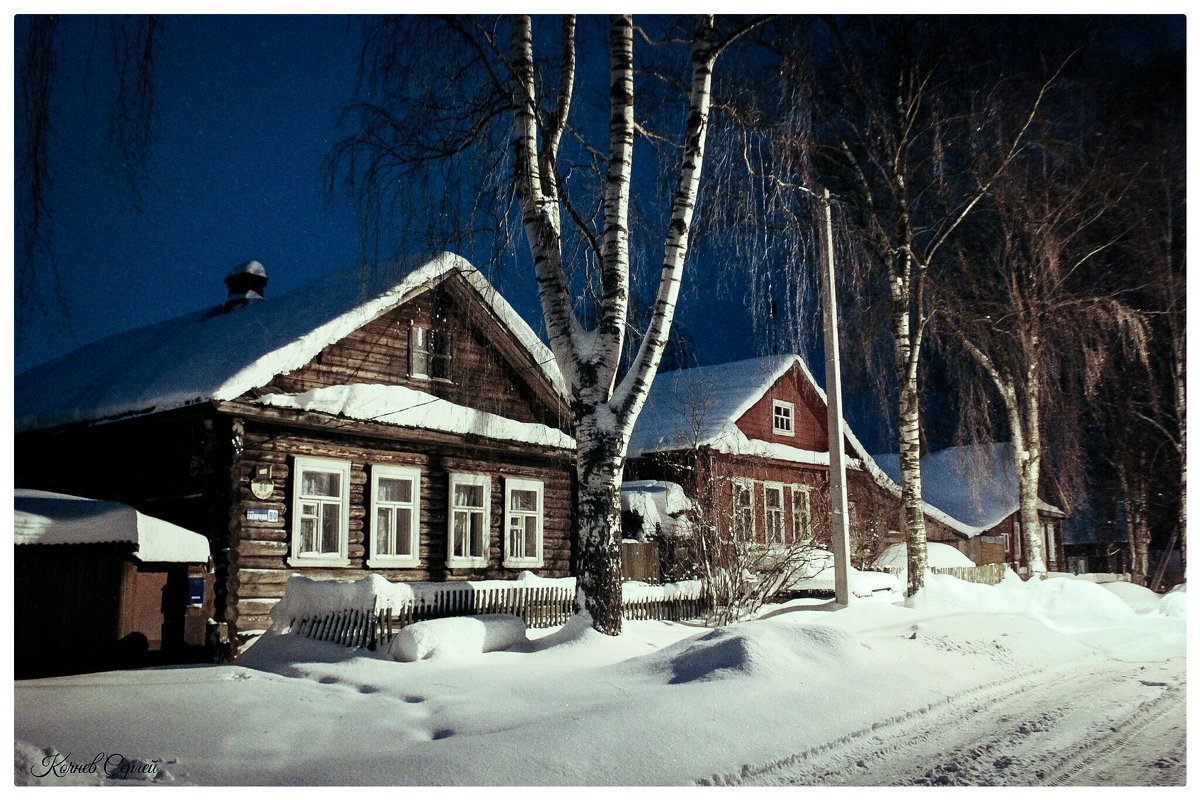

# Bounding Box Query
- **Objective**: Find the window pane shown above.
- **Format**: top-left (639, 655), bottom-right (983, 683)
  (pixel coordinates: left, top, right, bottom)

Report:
top-left (303, 470), bottom-right (340, 498)
top-left (511, 488), bottom-right (538, 512)
top-left (453, 512), bottom-right (468, 557)
top-left (455, 483), bottom-right (484, 508)
top-left (395, 511), bottom-right (412, 556)
top-left (766, 487), bottom-right (781, 507)
top-left (470, 512), bottom-right (485, 557)
top-left (376, 508), bottom-right (393, 555)
top-left (430, 354), bottom-right (451, 380)
top-left (321, 502), bottom-right (340, 553)
top-left (378, 476), bottom-right (412, 504)
top-left (300, 517), bottom-right (315, 553)
top-left (430, 330), bottom-right (451, 354)
top-left (524, 516), bottom-right (538, 559)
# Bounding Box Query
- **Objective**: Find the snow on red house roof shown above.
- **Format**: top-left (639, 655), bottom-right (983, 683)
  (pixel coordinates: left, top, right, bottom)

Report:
top-left (15, 252), bottom-right (565, 433)
top-left (14, 489), bottom-right (211, 563)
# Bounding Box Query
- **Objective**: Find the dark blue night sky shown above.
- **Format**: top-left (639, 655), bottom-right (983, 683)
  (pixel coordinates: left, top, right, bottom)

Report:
top-left (15, 15), bottom-right (758, 378)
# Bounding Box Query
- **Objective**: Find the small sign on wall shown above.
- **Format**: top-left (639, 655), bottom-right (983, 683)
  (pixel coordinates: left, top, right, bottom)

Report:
top-left (246, 508), bottom-right (279, 523)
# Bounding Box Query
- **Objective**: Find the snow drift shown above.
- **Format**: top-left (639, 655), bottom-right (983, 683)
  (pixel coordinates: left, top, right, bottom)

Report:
top-left (909, 572), bottom-right (1139, 633)
top-left (387, 615), bottom-right (527, 662)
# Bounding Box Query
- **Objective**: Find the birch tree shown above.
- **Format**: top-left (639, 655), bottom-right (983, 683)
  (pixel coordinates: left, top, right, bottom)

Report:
top-left (767, 19), bottom-right (1055, 594)
top-left (511, 15), bottom-right (767, 632)
top-left (333, 15), bottom-right (760, 633)
top-left (945, 139), bottom-right (1149, 576)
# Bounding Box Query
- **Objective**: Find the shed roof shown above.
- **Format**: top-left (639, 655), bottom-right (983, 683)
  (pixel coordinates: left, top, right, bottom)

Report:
top-left (16, 252), bottom-right (565, 433)
top-left (14, 489), bottom-right (211, 563)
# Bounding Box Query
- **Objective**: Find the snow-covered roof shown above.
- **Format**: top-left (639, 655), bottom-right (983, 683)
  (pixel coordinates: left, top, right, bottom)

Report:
top-left (628, 355), bottom-right (797, 456)
top-left (258, 383), bottom-right (574, 450)
top-left (628, 355), bottom-right (980, 537)
top-left (228, 259), bottom-right (266, 278)
top-left (14, 489), bottom-right (211, 563)
top-left (16, 252), bottom-right (566, 433)
top-left (872, 443), bottom-right (1066, 533)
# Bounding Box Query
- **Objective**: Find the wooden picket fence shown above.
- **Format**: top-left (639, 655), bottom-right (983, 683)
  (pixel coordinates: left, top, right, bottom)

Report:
top-left (880, 562), bottom-right (1008, 587)
top-left (622, 594), bottom-right (709, 621)
top-left (288, 582), bottom-right (710, 650)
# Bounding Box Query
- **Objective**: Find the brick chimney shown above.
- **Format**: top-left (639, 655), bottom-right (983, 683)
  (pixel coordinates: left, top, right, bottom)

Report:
top-left (223, 260), bottom-right (268, 313)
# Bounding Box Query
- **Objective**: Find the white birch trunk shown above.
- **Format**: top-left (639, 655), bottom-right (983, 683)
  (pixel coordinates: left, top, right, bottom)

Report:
top-left (891, 254), bottom-right (929, 597)
top-left (510, 14), bottom-right (721, 634)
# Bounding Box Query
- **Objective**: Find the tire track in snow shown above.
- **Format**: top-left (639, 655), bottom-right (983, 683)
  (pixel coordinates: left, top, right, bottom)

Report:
top-left (697, 656), bottom-right (1101, 786)
top-left (700, 654), bottom-right (1184, 786)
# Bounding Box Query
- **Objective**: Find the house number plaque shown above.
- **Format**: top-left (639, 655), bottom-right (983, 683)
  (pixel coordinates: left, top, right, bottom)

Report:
top-left (250, 465), bottom-right (275, 500)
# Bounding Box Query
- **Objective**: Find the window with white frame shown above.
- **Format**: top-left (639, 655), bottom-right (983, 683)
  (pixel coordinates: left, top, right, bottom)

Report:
top-left (290, 456), bottom-right (351, 566)
top-left (791, 485), bottom-right (812, 542)
top-left (731, 479), bottom-right (755, 541)
top-left (410, 324), bottom-right (452, 381)
top-left (1043, 521), bottom-right (1057, 566)
top-left (1013, 519), bottom-right (1022, 560)
top-left (772, 399), bottom-right (795, 436)
top-left (504, 477), bottom-right (544, 568)
top-left (448, 473), bottom-right (490, 568)
top-left (764, 483), bottom-right (785, 543)
top-left (369, 465), bottom-right (421, 567)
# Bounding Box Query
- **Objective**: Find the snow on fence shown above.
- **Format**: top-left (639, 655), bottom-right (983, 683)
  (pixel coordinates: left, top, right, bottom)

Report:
top-left (879, 563), bottom-right (1008, 587)
top-left (281, 577), bottom-right (710, 650)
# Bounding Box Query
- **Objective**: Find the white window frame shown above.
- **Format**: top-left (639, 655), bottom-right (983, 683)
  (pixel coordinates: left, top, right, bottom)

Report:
top-left (447, 472), bottom-right (490, 568)
top-left (772, 399), bottom-right (795, 437)
top-left (289, 456), bottom-right (351, 568)
top-left (503, 477), bottom-right (544, 568)
top-left (791, 484), bottom-right (812, 543)
top-left (731, 478), bottom-right (756, 541)
top-left (764, 482), bottom-right (785, 543)
top-left (367, 464), bottom-right (421, 568)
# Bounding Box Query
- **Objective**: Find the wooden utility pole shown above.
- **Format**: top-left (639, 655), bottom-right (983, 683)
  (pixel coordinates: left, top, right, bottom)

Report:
top-left (818, 189), bottom-right (852, 604)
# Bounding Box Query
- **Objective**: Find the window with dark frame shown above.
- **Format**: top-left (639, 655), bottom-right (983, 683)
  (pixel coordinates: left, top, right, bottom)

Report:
top-left (410, 325), bottom-right (452, 380)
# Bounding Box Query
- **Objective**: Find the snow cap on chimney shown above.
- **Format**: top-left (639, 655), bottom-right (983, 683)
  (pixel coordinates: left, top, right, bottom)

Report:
top-left (223, 260), bottom-right (268, 313)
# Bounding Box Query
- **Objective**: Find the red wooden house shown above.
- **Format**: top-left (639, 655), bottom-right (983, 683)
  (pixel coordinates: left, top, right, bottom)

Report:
top-left (16, 253), bottom-right (576, 655)
top-left (624, 355), bottom-right (978, 563)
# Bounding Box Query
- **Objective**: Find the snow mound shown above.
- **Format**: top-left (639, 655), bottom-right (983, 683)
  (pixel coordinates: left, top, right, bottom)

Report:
top-left (873, 541), bottom-right (975, 570)
top-left (909, 572), bottom-right (1139, 633)
top-left (657, 620), bottom-right (862, 684)
top-left (1096, 580), bottom-right (1163, 615)
top-left (1160, 583), bottom-right (1186, 618)
top-left (387, 615), bottom-right (527, 662)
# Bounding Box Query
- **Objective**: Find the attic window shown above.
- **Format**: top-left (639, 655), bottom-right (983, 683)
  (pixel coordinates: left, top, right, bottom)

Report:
top-left (410, 325), bottom-right (452, 381)
top-left (772, 399), bottom-right (794, 436)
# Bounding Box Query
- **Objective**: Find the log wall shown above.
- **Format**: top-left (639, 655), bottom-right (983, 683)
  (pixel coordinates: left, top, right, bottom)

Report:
top-left (263, 276), bottom-right (568, 432)
top-left (226, 417), bottom-right (575, 640)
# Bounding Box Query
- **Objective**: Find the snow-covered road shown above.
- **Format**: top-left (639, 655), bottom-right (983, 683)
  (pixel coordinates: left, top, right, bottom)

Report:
top-left (719, 648), bottom-right (1185, 786)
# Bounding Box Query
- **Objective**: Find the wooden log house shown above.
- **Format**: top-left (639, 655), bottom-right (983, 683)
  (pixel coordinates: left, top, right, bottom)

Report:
top-left (15, 253), bottom-right (577, 654)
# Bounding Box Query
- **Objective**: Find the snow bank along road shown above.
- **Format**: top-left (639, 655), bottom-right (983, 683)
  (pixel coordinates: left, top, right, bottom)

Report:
top-left (13, 574), bottom-right (1186, 786)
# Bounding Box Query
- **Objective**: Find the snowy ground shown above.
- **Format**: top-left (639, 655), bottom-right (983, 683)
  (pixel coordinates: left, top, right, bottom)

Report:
top-left (14, 573), bottom-right (1186, 786)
